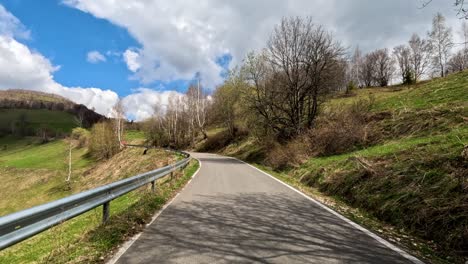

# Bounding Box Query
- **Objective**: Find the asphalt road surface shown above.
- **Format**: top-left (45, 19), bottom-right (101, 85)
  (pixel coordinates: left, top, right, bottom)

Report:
top-left (114, 152), bottom-right (421, 264)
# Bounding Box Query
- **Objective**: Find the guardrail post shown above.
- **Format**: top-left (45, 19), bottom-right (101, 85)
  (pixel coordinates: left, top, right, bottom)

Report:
top-left (102, 202), bottom-right (110, 223)
top-left (151, 180), bottom-right (155, 192)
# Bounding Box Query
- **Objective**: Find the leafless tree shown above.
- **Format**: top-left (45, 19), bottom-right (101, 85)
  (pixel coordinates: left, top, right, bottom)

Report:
top-left (186, 79), bottom-right (209, 140)
top-left (408, 33), bottom-right (432, 81)
top-left (393, 45), bottom-right (413, 83)
top-left (428, 13), bottom-right (453, 77)
top-left (371, 48), bottom-right (395, 87)
top-left (461, 20), bottom-right (468, 48)
top-left (244, 17), bottom-right (345, 139)
top-left (112, 100), bottom-right (125, 148)
top-left (448, 48), bottom-right (468, 72)
top-left (422, 0), bottom-right (468, 19)
top-left (351, 46), bottom-right (363, 87)
top-left (360, 53), bottom-right (378, 87)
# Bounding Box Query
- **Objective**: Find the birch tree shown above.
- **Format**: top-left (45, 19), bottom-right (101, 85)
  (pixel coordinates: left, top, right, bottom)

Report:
top-left (186, 79), bottom-right (208, 140)
top-left (351, 46), bottom-right (362, 87)
top-left (393, 45), bottom-right (414, 84)
top-left (112, 100), bottom-right (125, 148)
top-left (428, 13), bottom-right (453, 77)
top-left (408, 33), bottom-right (431, 82)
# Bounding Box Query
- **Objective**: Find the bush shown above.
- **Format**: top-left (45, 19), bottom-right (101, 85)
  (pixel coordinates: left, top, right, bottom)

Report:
top-left (346, 80), bottom-right (357, 94)
top-left (304, 98), bottom-right (373, 157)
top-left (71, 127), bottom-right (90, 148)
top-left (265, 140), bottom-right (305, 170)
top-left (88, 122), bottom-right (120, 160)
top-left (197, 130), bottom-right (234, 152)
top-left (403, 68), bottom-right (416, 85)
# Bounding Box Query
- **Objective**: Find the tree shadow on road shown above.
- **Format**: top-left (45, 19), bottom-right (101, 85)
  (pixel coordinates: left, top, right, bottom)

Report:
top-left (117, 193), bottom-right (412, 263)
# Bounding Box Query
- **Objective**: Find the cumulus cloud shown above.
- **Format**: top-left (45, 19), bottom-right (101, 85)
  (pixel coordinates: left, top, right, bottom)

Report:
top-left (64, 0), bottom-right (461, 89)
top-left (123, 49), bottom-right (141, 72)
top-left (121, 88), bottom-right (183, 121)
top-left (86, 50), bottom-right (106, 63)
top-left (0, 5), bottom-right (30, 39)
top-left (0, 35), bottom-right (119, 115)
top-left (0, 5), bottom-right (118, 116)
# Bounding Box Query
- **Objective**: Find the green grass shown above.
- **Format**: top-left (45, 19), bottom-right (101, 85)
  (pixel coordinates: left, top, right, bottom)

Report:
top-left (124, 130), bottom-right (146, 144)
top-left (215, 71), bottom-right (468, 263)
top-left (328, 71), bottom-right (468, 113)
top-left (0, 136), bottom-right (94, 215)
top-left (0, 159), bottom-right (199, 264)
top-left (0, 109), bottom-right (77, 134)
top-left (0, 136), bottom-right (90, 170)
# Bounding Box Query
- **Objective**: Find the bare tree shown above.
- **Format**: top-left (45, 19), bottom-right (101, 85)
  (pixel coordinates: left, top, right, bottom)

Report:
top-left (112, 100), bottom-right (125, 148)
top-left (372, 48), bottom-right (395, 87)
top-left (244, 17), bottom-right (345, 139)
top-left (459, 21), bottom-right (468, 65)
top-left (186, 78), bottom-right (209, 140)
top-left (408, 33), bottom-right (432, 81)
top-left (66, 139), bottom-right (73, 184)
top-left (351, 46), bottom-right (363, 87)
top-left (394, 45), bottom-right (414, 84)
top-left (461, 20), bottom-right (468, 48)
top-left (422, 0), bottom-right (468, 19)
top-left (448, 48), bottom-right (468, 72)
top-left (360, 52), bottom-right (378, 87)
top-left (428, 13), bottom-right (453, 77)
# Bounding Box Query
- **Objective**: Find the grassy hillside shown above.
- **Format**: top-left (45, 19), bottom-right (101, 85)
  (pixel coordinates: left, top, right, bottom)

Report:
top-left (210, 71), bottom-right (468, 263)
top-left (0, 89), bottom-right (104, 136)
top-left (0, 109), bottom-right (77, 137)
top-left (0, 89), bottom-right (72, 104)
top-left (0, 132), bottom-right (196, 263)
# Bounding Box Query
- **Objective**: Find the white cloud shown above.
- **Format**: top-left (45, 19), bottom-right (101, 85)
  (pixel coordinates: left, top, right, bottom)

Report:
top-left (0, 35), bottom-right (119, 116)
top-left (0, 5), bottom-right (30, 39)
top-left (86, 50), bottom-right (106, 63)
top-left (64, 0), bottom-right (463, 89)
top-left (121, 88), bottom-right (183, 121)
top-left (0, 5), bottom-right (118, 116)
top-left (123, 49), bottom-right (140, 72)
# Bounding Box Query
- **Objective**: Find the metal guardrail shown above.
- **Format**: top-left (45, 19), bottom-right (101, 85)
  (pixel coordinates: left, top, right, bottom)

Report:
top-left (0, 149), bottom-right (190, 250)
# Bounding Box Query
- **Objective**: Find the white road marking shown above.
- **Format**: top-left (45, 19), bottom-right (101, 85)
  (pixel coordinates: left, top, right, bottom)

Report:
top-left (107, 158), bottom-right (202, 264)
top-left (231, 156), bottom-right (424, 264)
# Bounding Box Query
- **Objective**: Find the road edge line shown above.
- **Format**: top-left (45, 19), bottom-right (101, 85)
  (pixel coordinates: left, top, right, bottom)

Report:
top-left (106, 157), bottom-right (202, 264)
top-left (232, 157), bottom-right (424, 264)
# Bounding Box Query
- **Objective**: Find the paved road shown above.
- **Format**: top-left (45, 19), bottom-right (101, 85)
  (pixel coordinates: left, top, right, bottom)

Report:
top-left (114, 153), bottom-right (420, 264)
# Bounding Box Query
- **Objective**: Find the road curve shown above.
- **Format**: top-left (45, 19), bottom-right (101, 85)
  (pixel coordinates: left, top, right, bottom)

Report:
top-left (113, 152), bottom-right (421, 264)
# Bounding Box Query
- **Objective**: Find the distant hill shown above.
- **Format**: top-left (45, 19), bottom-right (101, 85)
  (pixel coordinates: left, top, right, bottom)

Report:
top-left (0, 89), bottom-right (106, 137)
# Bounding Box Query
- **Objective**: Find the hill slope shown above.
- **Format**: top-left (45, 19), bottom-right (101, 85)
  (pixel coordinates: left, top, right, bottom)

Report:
top-left (208, 71), bottom-right (468, 263)
top-left (0, 89), bottom-right (105, 136)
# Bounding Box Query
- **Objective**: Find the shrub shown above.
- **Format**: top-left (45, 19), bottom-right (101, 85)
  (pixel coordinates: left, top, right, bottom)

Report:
top-left (88, 122), bottom-right (120, 160)
top-left (71, 127), bottom-right (90, 148)
top-left (304, 98), bottom-right (373, 156)
top-left (265, 140), bottom-right (305, 170)
top-left (197, 130), bottom-right (234, 152)
top-left (403, 68), bottom-right (416, 85)
top-left (346, 80), bottom-right (357, 94)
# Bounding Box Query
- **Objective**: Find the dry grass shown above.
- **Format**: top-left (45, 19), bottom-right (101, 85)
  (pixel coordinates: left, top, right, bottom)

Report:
top-left (0, 89), bottom-right (72, 104)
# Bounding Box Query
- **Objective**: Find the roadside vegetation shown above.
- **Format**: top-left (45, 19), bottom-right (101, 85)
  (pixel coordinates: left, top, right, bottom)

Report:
top-left (206, 71), bottom-right (467, 263)
top-left (134, 14), bottom-right (467, 264)
top-left (0, 93), bottom-right (198, 263)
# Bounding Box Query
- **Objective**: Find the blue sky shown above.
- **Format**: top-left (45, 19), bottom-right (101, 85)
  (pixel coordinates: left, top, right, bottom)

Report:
top-left (0, 0), bottom-right (459, 120)
top-left (1, 0), bottom-right (230, 96)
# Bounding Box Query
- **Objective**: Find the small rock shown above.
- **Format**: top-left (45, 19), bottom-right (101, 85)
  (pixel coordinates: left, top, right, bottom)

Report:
top-left (462, 145), bottom-right (468, 161)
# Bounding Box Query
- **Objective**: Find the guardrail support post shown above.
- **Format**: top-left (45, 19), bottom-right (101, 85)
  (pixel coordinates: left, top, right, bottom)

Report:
top-left (102, 202), bottom-right (110, 223)
top-left (151, 180), bottom-right (155, 192)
